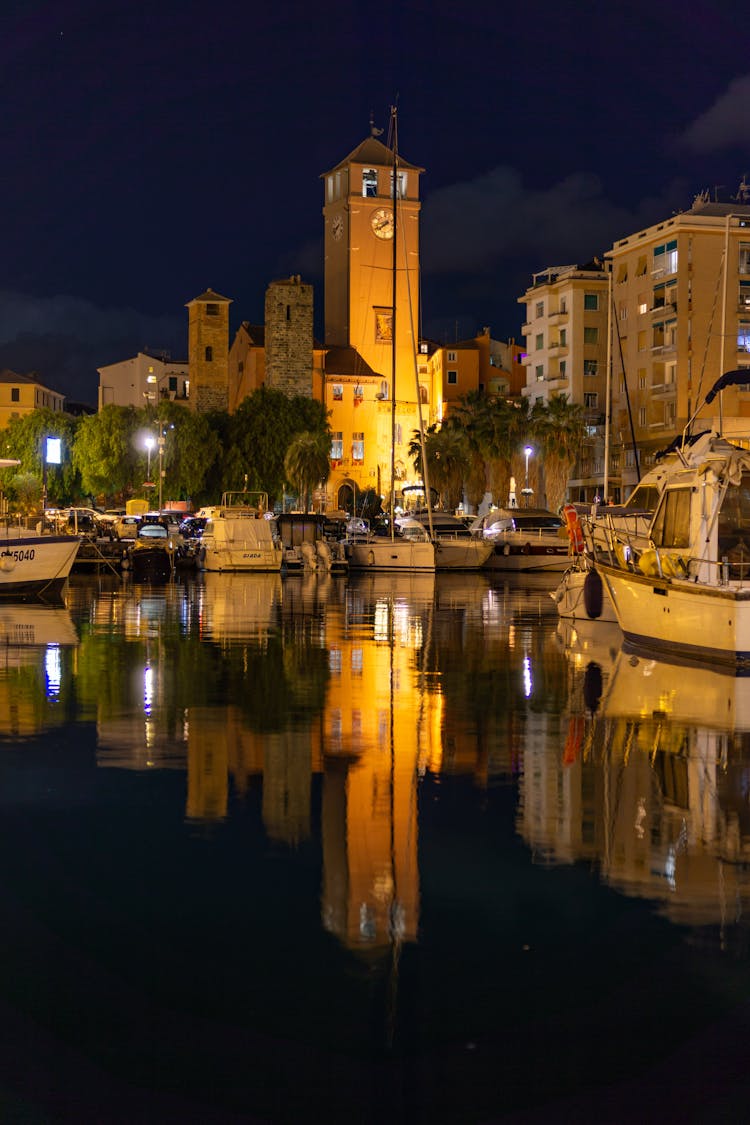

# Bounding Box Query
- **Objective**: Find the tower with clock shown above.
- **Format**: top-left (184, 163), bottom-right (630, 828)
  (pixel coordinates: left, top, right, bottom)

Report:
top-left (321, 126), bottom-right (423, 393)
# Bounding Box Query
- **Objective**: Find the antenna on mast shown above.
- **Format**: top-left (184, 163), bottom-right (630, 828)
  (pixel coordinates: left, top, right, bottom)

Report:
top-left (369, 111), bottom-right (383, 138)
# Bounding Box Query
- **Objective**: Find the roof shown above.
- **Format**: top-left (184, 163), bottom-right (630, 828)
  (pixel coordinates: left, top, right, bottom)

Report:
top-left (324, 346), bottom-right (380, 379)
top-left (322, 135), bottom-right (423, 176)
top-left (0, 368), bottom-right (64, 397)
top-left (236, 322), bottom-right (266, 346)
top-left (185, 287), bottom-right (232, 306)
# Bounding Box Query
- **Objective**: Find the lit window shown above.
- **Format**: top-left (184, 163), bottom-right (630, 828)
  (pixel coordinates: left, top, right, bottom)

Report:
top-left (740, 244), bottom-right (750, 275)
top-left (332, 384), bottom-right (343, 401)
top-left (740, 280), bottom-right (750, 308)
top-left (331, 432), bottom-right (343, 459)
top-left (584, 359), bottom-right (597, 376)
top-left (375, 309), bottom-right (392, 343)
top-left (352, 433), bottom-right (364, 463)
top-left (739, 322), bottom-right (750, 352)
top-left (362, 169), bottom-right (378, 197)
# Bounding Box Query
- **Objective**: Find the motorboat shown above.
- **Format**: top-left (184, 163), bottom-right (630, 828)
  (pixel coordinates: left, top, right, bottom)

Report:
top-left (199, 492), bottom-right (283, 573)
top-left (396, 511), bottom-right (494, 571)
top-left (128, 521), bottom-right (175, 583)
top-left (0, 522), bottom-right (79, 599)
top-left (275, 512), bottom-right (348, 573)
top-left (346, 517), bottom-right (436, 572)
top-left (552, 558), bottom-right (618, 622)
top-left (470, 507), bottom-right (570, 572)
top-left (590, 405), bottom-right (750, 667)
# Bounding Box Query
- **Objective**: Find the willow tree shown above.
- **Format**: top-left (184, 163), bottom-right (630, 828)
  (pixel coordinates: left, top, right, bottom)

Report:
top-left (532, 393), bottom-right (587, 512)
top-left (284, 431), bottom-right (331, 511)
top-left (72, 405), bottom-right (141, 501)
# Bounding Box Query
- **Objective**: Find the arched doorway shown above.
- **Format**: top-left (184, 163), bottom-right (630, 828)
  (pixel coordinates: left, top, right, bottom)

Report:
top-left (337, 479), bottom-right (357, 514)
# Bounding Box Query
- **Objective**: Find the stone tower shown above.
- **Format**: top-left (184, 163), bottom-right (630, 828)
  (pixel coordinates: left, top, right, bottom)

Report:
top-left (186, 287), bottom-right (232, 413)
top-left (264, 276), bottom-right (314, 397)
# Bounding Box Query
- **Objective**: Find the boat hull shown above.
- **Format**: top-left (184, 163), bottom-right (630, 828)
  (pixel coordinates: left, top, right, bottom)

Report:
top-left (0, 534), bottom-right (79, 599)
top-left (347, 539), bottom-right (436, 571)
top-left (598, 561), bottom-right (750, 667)
top-left (433, 539), bottom-right (494, 571)
top-left (200, 545), bottom-right (283, 573)
top-left (553, 565), bottom-right (618, 622)
top-left (130, 546), bottom-right (173, 584)
top-left (484, 541), bottom-right (570, 572)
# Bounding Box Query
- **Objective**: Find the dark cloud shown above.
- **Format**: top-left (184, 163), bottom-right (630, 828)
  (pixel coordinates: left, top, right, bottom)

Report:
top-left (0, 292), bottom-right (184, 406)
top-left (676, 75), bottom-right (750, 153)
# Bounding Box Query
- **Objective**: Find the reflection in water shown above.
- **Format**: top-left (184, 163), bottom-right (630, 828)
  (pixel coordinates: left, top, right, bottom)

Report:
top-left (549, 619), bottom-right (750, 936)
top-left (3, 574), bottom-right (750, 1117)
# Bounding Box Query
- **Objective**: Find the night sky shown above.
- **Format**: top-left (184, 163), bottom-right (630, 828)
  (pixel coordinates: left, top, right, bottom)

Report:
top-left (1, 0), bottom-right (748, 405)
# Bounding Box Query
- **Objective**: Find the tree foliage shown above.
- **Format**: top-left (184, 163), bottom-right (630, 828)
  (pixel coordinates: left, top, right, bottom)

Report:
top-left (1, 408), bottom-right (81, 507)
top-left (284, 431), bottom-right (331, 512)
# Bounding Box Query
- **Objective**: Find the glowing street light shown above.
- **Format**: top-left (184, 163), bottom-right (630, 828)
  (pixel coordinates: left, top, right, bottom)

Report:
top-left (144, 434), bottom-right (155, 484)
top-left (522, 445), bottom-right (534, 507)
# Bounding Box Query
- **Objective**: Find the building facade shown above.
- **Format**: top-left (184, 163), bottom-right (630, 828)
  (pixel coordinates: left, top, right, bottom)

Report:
top-left (0, 368), bottom-right (66, 428)
top-left (607, 193), bottom-right (750, 496)
top-left (97, 351), bottom-right (189, 410)
top-left (186, 288), bottom-right (232, 413)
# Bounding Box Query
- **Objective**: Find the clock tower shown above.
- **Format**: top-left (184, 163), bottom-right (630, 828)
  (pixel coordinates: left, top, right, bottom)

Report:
top-left (322, 126), bottom-right (423, 394)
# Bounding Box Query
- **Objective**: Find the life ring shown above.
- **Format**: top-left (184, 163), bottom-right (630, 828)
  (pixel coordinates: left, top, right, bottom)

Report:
top-left (562, 504), bottom-right (585, 554)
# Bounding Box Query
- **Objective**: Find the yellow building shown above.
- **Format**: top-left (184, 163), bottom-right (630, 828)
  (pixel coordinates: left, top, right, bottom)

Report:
top-left (0, 368), bottom-right (65, 428)
top-left (607, 192), bottom-right (750, 496)
top-left (321, 126), bottom-right (427, 511)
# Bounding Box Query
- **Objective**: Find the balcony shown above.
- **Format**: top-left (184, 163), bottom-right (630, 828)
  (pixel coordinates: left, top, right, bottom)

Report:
top-left (547, 341), bottom-right (569, 355)
top-left (547, 309), bottom-right (569, 322)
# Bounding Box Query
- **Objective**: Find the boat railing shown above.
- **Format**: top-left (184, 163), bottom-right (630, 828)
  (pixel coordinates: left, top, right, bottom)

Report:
top-left (587, 517), bottom-right (750, 588)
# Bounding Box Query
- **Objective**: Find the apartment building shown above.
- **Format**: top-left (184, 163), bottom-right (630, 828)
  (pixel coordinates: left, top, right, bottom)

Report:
top-left (98, 351), bottom-right (189, 410)
top-left (608, 190), bottom-right (750, 496)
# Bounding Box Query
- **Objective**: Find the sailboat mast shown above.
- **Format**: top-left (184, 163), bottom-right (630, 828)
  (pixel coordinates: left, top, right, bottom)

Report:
top-left (390, 105), bottom-right (398, 537)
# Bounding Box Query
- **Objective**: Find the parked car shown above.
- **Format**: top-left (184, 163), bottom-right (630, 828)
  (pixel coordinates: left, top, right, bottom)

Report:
top-left (112, 514), bottom-right (142, 540)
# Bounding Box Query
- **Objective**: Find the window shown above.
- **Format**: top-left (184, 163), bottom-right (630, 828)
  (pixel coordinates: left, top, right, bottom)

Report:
top-left (419, 384), bottom-right (428, 403)
top-left (206, 303), bottom-right (219, 316)
top-left (379, 380), bottom-right (389, 400)
top-left (362, 169), bottom-right (378, 197)
top-left (584, 293), bottom-right (599, 311)
top-left (560, 328), bottom-right (567, 347)
top-left (327, 176), bottom-right (334, 202)
top-left (11, 387), bottom-right (19, 402)
top-left (636, 256), bottom-right (647, 276)
top-left (652, 488), bottom-right (691, 549)
top-left (618, 302), bottom-right (628, 321)
top-left (583, 359), bottom-right (598, 376)
top-left (637, 292), bottom-right (648, 315)
top-left (331, 432), bottom-right (343, 459)
top-left (447, 350), bottom-right (457, 362)
top-left (583, 326), bottom-right (598, 345)
top-left (353, 384), bottom-right (363, 403)
top-left (389, 170), bottom-right (407, 198)
top-left (352, 433), bottom-right (364, 463)
top-left (741, 281), bottom-right (750, 309)
top-left (374, 309), bottom-right (392, 343)
top-left (639, 407), bottom-right (647, 427)
top-left (637, 330), bottom-right (647, 351)
top-left (168, 376), bottom-right (177, 392)
top-left (560, 297), bottom-right (567, 314)
top-left (584, 392), bottom-right (598, 409)
top-left (654, 239), bottom-right (678, 275)
top-left (616, 263), bottom-right (628, 283)
top-left (739, 322), bottom-right (750, 352)
top-left (204, 346), bottom-right (213, 361)
top-left (638, 370), bottom-right (647, 389)
top-left (447, 370), bottom-right (458, 384)
top-left (535, 365), bottom-right (544, 380)
top-left (535, 333), bottom-right (544, 349)
top-left (559, 359), bottom-right (567, 377)
top-left (535, 300), bottom-right (544, 317)
top-left (740, 244), bottom-right (750, 275)
top-left (665, 362), bottom-right (676, 384)
top-left (665, 401), bottom-right (676, 425)
top-left (332, 384), bottom-right (343, 401)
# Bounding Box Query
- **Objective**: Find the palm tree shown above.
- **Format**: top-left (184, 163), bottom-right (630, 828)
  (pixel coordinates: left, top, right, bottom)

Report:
top-left (407, 424), bottom-right (469, 510)
top-left (283, 431), bottom-right (331, 512)
top-left (532, 394), bottom-right (587, 511)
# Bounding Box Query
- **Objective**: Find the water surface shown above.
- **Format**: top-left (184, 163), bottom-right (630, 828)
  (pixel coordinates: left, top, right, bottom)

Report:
top-left (0, 571), bottom-right (748, 1123)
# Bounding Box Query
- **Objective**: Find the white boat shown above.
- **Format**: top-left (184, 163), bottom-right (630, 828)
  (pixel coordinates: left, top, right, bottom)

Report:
top-left (591, 404), bottom-right (750, 667)
top-left (0, 601), bottom-right (79, 647)
top-left (199, 492), bottom-right (283, 573)
top-left (396, 512), bottom-right (493, 571)
top-left (0, 524), bottom-right (80, 599)
top-left (346, 520), bottom-right (436, 571)
top-left (552, 560), bottom-right (618, 622)
top-left (470, 507), bottom-right (571, 572)
top-left (274, 512), bottom-right (348, 573)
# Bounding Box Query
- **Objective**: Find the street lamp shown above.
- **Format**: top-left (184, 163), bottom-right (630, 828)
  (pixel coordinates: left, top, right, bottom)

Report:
top-left (144, 434), bottom-right (155, 485)
top-left (522, 445), bottom-right (534, 507)
top-left (157, 431), bottom-right (166, 512)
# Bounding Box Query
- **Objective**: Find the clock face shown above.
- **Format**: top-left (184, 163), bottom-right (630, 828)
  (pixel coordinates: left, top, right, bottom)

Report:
top-left (371, 207), bottom-right (394, 240)
top-left (331, 214), bottom-right (343, 241)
